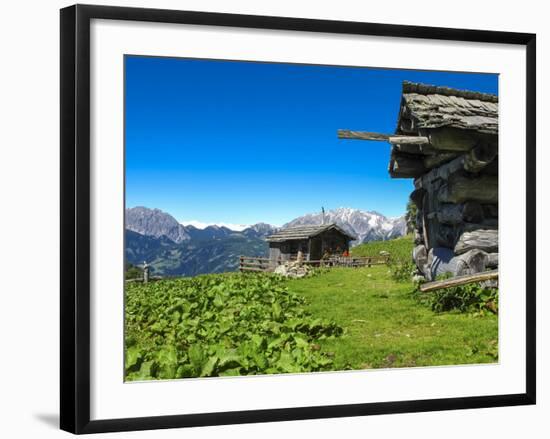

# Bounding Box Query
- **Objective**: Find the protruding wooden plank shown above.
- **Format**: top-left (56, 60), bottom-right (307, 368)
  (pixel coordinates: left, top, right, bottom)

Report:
top-left (420, 269), bottom-right (498, 292)
top-left (338, 129), bottom-right (428, 144)
top-left (388, 136), bottom-right (430, 145)
top-left (338, 130), bottom-right (391, 141)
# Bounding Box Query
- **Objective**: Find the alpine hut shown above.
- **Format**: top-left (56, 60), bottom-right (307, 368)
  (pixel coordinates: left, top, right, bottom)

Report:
top-left (339, 81), bottom-right (498, 280)
top-left (266, 223), bottom-right (357, 263)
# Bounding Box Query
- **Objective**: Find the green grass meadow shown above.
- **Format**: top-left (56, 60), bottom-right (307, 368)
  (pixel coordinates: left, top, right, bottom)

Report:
top-left (287, 266), bottom-right (498, 370)
top-left (351, 235), bottom-right (415, 262)
top-left (125, 235), bottom-right (498, 380)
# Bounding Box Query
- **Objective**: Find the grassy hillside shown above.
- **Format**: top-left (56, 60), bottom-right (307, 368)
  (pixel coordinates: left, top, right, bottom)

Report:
top-left (287, 266), bottom-right (497, 370)
top-left (125, 249), bottom-right (498, 379)
top-left (351, 234), bottom-right (415, 263)
top-left (125, 229), bottom-right (268, 277)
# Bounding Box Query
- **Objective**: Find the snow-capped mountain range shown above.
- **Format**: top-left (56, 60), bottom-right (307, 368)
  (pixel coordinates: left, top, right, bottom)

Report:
top-left (126, 206), bottom-right (405, 246)
top-left (125, 206), bottom-right (406, 276)
top-left (284, 207), bottom-right (406, 244)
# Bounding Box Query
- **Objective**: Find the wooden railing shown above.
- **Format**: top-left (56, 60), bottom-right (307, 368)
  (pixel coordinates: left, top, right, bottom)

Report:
top-left (419, 269), bottom-right (498, 292)
top-left (239, 256), bottom-right (275, 272)
top-left (239, 255), bottom-right (389, 272)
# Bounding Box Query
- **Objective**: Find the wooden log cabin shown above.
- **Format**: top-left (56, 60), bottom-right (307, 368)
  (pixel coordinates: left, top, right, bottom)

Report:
top-left (339, 81), bottom-right (498, 280)
top-left (266, 223), bottom-right (356, 263)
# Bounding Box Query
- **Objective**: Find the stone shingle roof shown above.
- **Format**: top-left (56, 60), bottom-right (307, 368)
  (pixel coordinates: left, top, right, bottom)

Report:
top-left (397, 81), bottom-right (498, 135)
top-left (266, 223), bottom-right (356, 242)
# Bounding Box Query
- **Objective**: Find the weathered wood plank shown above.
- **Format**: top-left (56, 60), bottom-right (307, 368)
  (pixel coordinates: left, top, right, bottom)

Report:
top-left (415, 154), bottom-right (466, 188)
top-left (423, 152), bottom-right (459, 169)
top-left (462, 201), bottom-right (485, 223)
top-left (436, 204), bottom-right (463, 225)
top-left (487, 253), bottom-right (499, 269)
top-left (455, 249), bottom-right (489, 276)
top-left (426, 127), bottom-right (483, 152)
top-left (388, 136), bottom-right (430, 145)
top-left (455, 229), bottom-right (498, 255)
top-left (338, 130), bottom-right (391, 141)
top-left (389, 153), bottom-right (426, 178)
top-left (338, 129), bottom-right (428, 144)
top-left (437, 174), bottom-right (498, 204)
top-left (463, 142), bottom-right (498, 173)
top-left (413, 244), bottom-right (428, 275)
top-left (395, 143), bottom-right (436, 155)
top-left (420, 269), bottom-right (498, 292)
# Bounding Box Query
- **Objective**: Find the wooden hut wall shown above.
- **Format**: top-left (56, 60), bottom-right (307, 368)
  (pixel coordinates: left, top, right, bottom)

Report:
top-left (270, 239), bottom-right (310, 261)
top-left (269, 243), bottom-right (282, 262)
top-left (319, 229), bottom-right (351, 255)
top-left (410, 129), bottom-right (498, 280)
top-left (268, 229), bottom-right (352, 263)
top-left (309, 237), bottom-right (322, 261)
top-left (339, 82), bottom-right (499, 280)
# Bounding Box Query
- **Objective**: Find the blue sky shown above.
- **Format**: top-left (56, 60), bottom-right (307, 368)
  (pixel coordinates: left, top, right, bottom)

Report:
top-left (125, 56), bottom-right (497, 226)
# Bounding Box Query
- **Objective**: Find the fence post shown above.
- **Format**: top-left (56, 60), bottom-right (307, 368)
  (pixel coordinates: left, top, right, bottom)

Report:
top-left (143, 261), bottom-right (150, 283)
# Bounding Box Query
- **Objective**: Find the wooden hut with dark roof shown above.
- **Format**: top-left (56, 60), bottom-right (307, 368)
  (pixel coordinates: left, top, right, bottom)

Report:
top-left (266, 223), bottom-right (356, 262)
top-left (339, 81), bottom-right (498, 280)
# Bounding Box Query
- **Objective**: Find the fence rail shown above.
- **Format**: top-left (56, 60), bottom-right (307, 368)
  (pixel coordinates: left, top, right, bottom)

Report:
top-left (239, 255), bottom-right (389, 273)
top-left (419, 269), bottom-right (499, 293)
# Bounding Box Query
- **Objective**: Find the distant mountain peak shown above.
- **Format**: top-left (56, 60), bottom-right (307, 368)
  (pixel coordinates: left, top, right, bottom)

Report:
top-left (179, 220), bottom-right (250, 231)
top-left (283, 207), bottom-right (405, 245)
top-left (126, 206), bottom-right (191, 243)
top-left (125, 206), bottom-right (406, 277)
top-left (242, 223), bottom-right (280, 239)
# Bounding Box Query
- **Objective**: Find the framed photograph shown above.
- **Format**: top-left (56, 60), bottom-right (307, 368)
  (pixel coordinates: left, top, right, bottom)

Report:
top-left (60, 4), bottom-right (536, 434)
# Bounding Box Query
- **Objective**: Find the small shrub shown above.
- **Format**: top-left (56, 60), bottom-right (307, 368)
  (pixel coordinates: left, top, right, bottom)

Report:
top-left (414, 280), bottom-right (498, 314)
top-left (125, 263), bottom-right (143, 280)
top-left (387, 257), bottom-right (416, 283)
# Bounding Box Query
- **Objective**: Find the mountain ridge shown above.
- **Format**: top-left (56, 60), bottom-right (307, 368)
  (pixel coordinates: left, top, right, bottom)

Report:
top-left (125, 206), bottom-right (406, 276)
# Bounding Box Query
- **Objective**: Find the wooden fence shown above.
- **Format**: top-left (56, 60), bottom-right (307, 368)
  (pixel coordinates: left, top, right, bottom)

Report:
top-left (239, 255), bottom-right (389, 273)
top-left (238, 257), bottom-right (274, 273)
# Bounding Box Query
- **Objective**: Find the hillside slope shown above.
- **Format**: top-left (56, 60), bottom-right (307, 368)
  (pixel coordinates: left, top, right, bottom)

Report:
top-left (287, 266), bottom-right (498, 369)
top-left (351, 234), bottom-right (414, 262)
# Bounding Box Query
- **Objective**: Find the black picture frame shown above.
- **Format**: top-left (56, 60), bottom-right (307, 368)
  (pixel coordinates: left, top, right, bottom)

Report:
top-left (60, 4), bottom-right (536, 434)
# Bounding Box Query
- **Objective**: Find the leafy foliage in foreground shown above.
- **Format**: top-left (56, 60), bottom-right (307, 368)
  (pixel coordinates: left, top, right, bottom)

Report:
top-left (413, 279), bottom-right (499, 315)
top-left (125, 273), bottom-right (342, 380)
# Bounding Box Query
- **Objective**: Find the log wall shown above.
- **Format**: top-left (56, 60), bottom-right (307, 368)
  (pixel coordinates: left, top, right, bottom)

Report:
top-left (410, 132), bottom-right (498, 280)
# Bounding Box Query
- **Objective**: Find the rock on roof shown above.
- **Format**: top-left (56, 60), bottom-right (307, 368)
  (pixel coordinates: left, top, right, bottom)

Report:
top-left (397, 81), bottom-right (498, 135)
top-left (266, 223), bottom-right (357, 242)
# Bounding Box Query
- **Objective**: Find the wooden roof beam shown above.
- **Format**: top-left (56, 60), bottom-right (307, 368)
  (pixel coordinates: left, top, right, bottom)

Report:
top-left (338, 129), bottom-right (429, 144)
